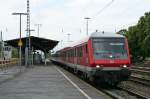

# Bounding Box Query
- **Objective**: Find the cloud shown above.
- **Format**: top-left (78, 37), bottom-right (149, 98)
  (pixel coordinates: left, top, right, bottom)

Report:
top-left (1, 0), bottom-right (150, 49)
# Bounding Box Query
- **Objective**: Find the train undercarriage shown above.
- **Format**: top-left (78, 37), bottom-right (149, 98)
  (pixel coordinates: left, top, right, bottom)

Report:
top-left (51, 59), bottom-right (131, 86)
top-left (89, 69), bottom-right (131, 86)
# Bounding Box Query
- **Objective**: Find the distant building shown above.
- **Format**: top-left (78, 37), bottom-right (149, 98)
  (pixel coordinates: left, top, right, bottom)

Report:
top-left (3, 46), bottom-right (12, 59)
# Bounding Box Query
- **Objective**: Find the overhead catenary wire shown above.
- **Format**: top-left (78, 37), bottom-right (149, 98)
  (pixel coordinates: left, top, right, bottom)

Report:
top-left (92, 0), bottom-right (114, 19)
top-left (82, 0), bottom-right (114, 36)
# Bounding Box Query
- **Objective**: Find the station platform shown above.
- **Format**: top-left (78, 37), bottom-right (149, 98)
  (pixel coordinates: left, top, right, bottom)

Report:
top-left (0, 66), bottom-right (25, 83)
top-left (0, 65), bottom-right (111, 99)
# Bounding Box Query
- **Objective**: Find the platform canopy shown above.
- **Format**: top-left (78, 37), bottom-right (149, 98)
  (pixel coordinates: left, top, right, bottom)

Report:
top-left (5, 36), bottom-right (59, 53)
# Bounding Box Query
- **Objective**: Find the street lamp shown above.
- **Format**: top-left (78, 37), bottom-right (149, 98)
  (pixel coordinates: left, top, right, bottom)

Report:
top-left (12, 12), bottom-right (28, 69)
top-left (35, 24), bottom-right (42, 37)
top-left (84, 17), bottom-right (91, 36)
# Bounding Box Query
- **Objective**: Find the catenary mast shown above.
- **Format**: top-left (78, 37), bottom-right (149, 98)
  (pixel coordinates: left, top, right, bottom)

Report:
top-left (25, 0), bottom-right (31, 66)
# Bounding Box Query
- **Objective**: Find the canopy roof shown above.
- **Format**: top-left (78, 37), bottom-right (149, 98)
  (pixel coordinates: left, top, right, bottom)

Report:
top-left (5, 36), bottom-right (59, 52)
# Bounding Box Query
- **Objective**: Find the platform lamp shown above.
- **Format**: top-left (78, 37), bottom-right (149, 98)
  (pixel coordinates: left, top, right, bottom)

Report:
top-left (35, 24), bottom-right (42, 37)
top-left (12, 12), bottom-right (28, 71)
top-left (84, 17), bottom-right (91, 36)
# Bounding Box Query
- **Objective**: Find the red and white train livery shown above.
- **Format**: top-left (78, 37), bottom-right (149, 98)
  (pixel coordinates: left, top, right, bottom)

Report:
top-left (52, 32), bottom-right (131, 85)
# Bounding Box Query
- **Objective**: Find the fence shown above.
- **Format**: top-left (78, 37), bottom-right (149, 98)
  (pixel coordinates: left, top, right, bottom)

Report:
top-left (0, 58), bottom-right (19, 69)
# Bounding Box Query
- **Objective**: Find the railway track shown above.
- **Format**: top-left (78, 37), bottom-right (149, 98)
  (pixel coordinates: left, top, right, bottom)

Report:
top-left (130, 75), bottom-right (150, 86)
top-left (94, 83), bottom-right (148, 99)
top-left (118, 85), bottom-right (150, 99)
top-left (131, 68), bottom-right (150, 75)
top-left (132, 66), bottom-right (150, 71)
top-left (54, 63), bottom-right (150, 99)
top-left (55, 64), bottom-right (125, 99)
top-left (130, 66), bottom-right (150, 87)
top-left (63, 67), bottom-right (148, 99)
top-left (99, 89), bottom-right (124, 99)
top-left (82, 73), bottom-right (150, 99)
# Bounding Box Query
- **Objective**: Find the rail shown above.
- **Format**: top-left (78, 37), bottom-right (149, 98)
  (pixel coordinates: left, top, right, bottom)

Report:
top-left (132, 66), bottom-right (150, 71)
top-left (130, 75), bottom-right (150, 87)
top-left (131, 68), bottom-right (150, 75)
top-left (118, 85), bottom-right (149, 99)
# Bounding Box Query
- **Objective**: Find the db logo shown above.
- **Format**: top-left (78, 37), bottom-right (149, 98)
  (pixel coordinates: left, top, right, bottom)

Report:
top-left (110, 60), bottom-right (114, 63)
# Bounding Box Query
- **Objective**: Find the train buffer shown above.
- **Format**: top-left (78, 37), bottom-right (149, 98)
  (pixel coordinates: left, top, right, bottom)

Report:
top-left (0, 65), bottom-right (111, 99)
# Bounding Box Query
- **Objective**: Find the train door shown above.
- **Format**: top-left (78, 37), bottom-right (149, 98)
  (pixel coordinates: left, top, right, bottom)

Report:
top-left (77, 47), bottom-right (80, 64)
top-left (82, 44), bottom-right (88, 66)
top-left (74, 48), bottom-right (77, 64)
top-left (66, 51), bottom-right (69, 62)
top-left (82, 44), bottom-right (86, 65)
top-left (77, 46), bottom-right (82, 65)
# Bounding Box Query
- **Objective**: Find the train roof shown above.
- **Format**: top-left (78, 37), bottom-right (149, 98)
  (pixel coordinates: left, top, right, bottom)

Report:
top-left (91, 32), bottom-right (125, 38)
top-left (70, 32), bottom-right (124, 47)
top-left (61, 32), bottom-right (125, 51)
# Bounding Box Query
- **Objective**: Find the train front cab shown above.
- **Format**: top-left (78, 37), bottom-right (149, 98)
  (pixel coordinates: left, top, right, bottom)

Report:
top-left (87, 37), bottom-right (131, 85)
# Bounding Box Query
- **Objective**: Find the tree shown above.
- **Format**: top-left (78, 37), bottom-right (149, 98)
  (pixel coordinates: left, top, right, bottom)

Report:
top-left (12, 47), bottom-right (18, 58)
top-left (118, 12), bottom-right (150, 62)
top-left (116, 29), bottom-right (127, 36)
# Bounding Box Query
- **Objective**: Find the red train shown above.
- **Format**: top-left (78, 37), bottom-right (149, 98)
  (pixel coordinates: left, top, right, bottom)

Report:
top-left (52, 32), bottom-right (131, 85)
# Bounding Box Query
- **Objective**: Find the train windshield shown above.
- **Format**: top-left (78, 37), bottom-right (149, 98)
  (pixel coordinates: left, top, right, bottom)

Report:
top-left (92, 38), bottom-right (128, 59)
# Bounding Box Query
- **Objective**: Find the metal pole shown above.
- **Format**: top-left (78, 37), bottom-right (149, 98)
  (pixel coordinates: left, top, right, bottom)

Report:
top-left (32, 47), bottom-right (33, 66)
top-left (19, 15), bottom-right (22, 71)
top-left (86, 19), bottom-right (88, 36)
top-left (27, 0), bottom-right (30, 66)
top-left (38, 26), bottom-right (39, 37)
top-left (0, 31), bottom-right (3, 59)
top-left (25, 29), bottom-right (35, 66)
top-left (61, 40), bottom-right (63, 47)
top-left (35, 24), bottom-right (42, 37)
top-left (12, 12), bottom-right (28, 69)
top-left (84, 17), bottom-right (91, 36)
top-left (67, 33), bottom-right (71, 43)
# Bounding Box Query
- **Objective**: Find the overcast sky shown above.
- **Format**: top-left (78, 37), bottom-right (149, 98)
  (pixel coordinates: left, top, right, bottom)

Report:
top-left (0, 0), bottom-right (150, 49)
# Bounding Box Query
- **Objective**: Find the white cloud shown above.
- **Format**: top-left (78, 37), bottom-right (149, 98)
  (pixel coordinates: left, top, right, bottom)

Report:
top-left (1, 0), bottom-right (150, 49)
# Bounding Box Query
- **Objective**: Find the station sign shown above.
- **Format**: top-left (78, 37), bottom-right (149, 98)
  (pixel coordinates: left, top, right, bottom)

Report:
top-left (18, 39), bottom-right (23, 46)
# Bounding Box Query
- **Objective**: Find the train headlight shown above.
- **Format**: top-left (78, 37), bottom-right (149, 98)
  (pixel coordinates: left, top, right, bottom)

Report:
top-left (96, 65), bottom-right (100, 68)
top-left (123, 64), bottom-right (127, 68)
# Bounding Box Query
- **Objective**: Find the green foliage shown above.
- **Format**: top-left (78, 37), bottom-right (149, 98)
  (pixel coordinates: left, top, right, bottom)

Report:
top-left (116, 29), bottom-right (127, 36)
top-left (118, 12), bottom-right (150, 62)
top-left (12, 47), bottom-right (18, 58)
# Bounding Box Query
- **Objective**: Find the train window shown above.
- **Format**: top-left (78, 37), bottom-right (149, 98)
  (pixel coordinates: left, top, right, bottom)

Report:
top-left (75, 48), bottom-right (77, 57)
top-left (77, 47), bottom-right (80, 57)
top-left (72, 49), bottom-right (73, 57)
top-left (76, 48), bottom-right (78, 57)
top-left (85, 44), bottom-right (88, 53)
top-left (65, 52), bottom-right (66, 57)
top-left (72, 49), bottom-right (74, 57)
top-left (70, 49), bottom-right (73, 57)
top-left (81, 47), bottom-right (82, 57)
top-left (71, 50), bottom-right (72, 57)
top-left (78, 47), bottom-right (80, 57)
top-left (92, 38), bottom-right (128, 59)
top-left (69, 50), bottom-right (71, 57)
top-left (69, 50), bottom-right (70, 57)
top-left (67, 52), bottom-right (68, 57)
top-left (79, 46), bottom-right (82, 57)
top-left (74, 48), bottom-right (76, 57)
